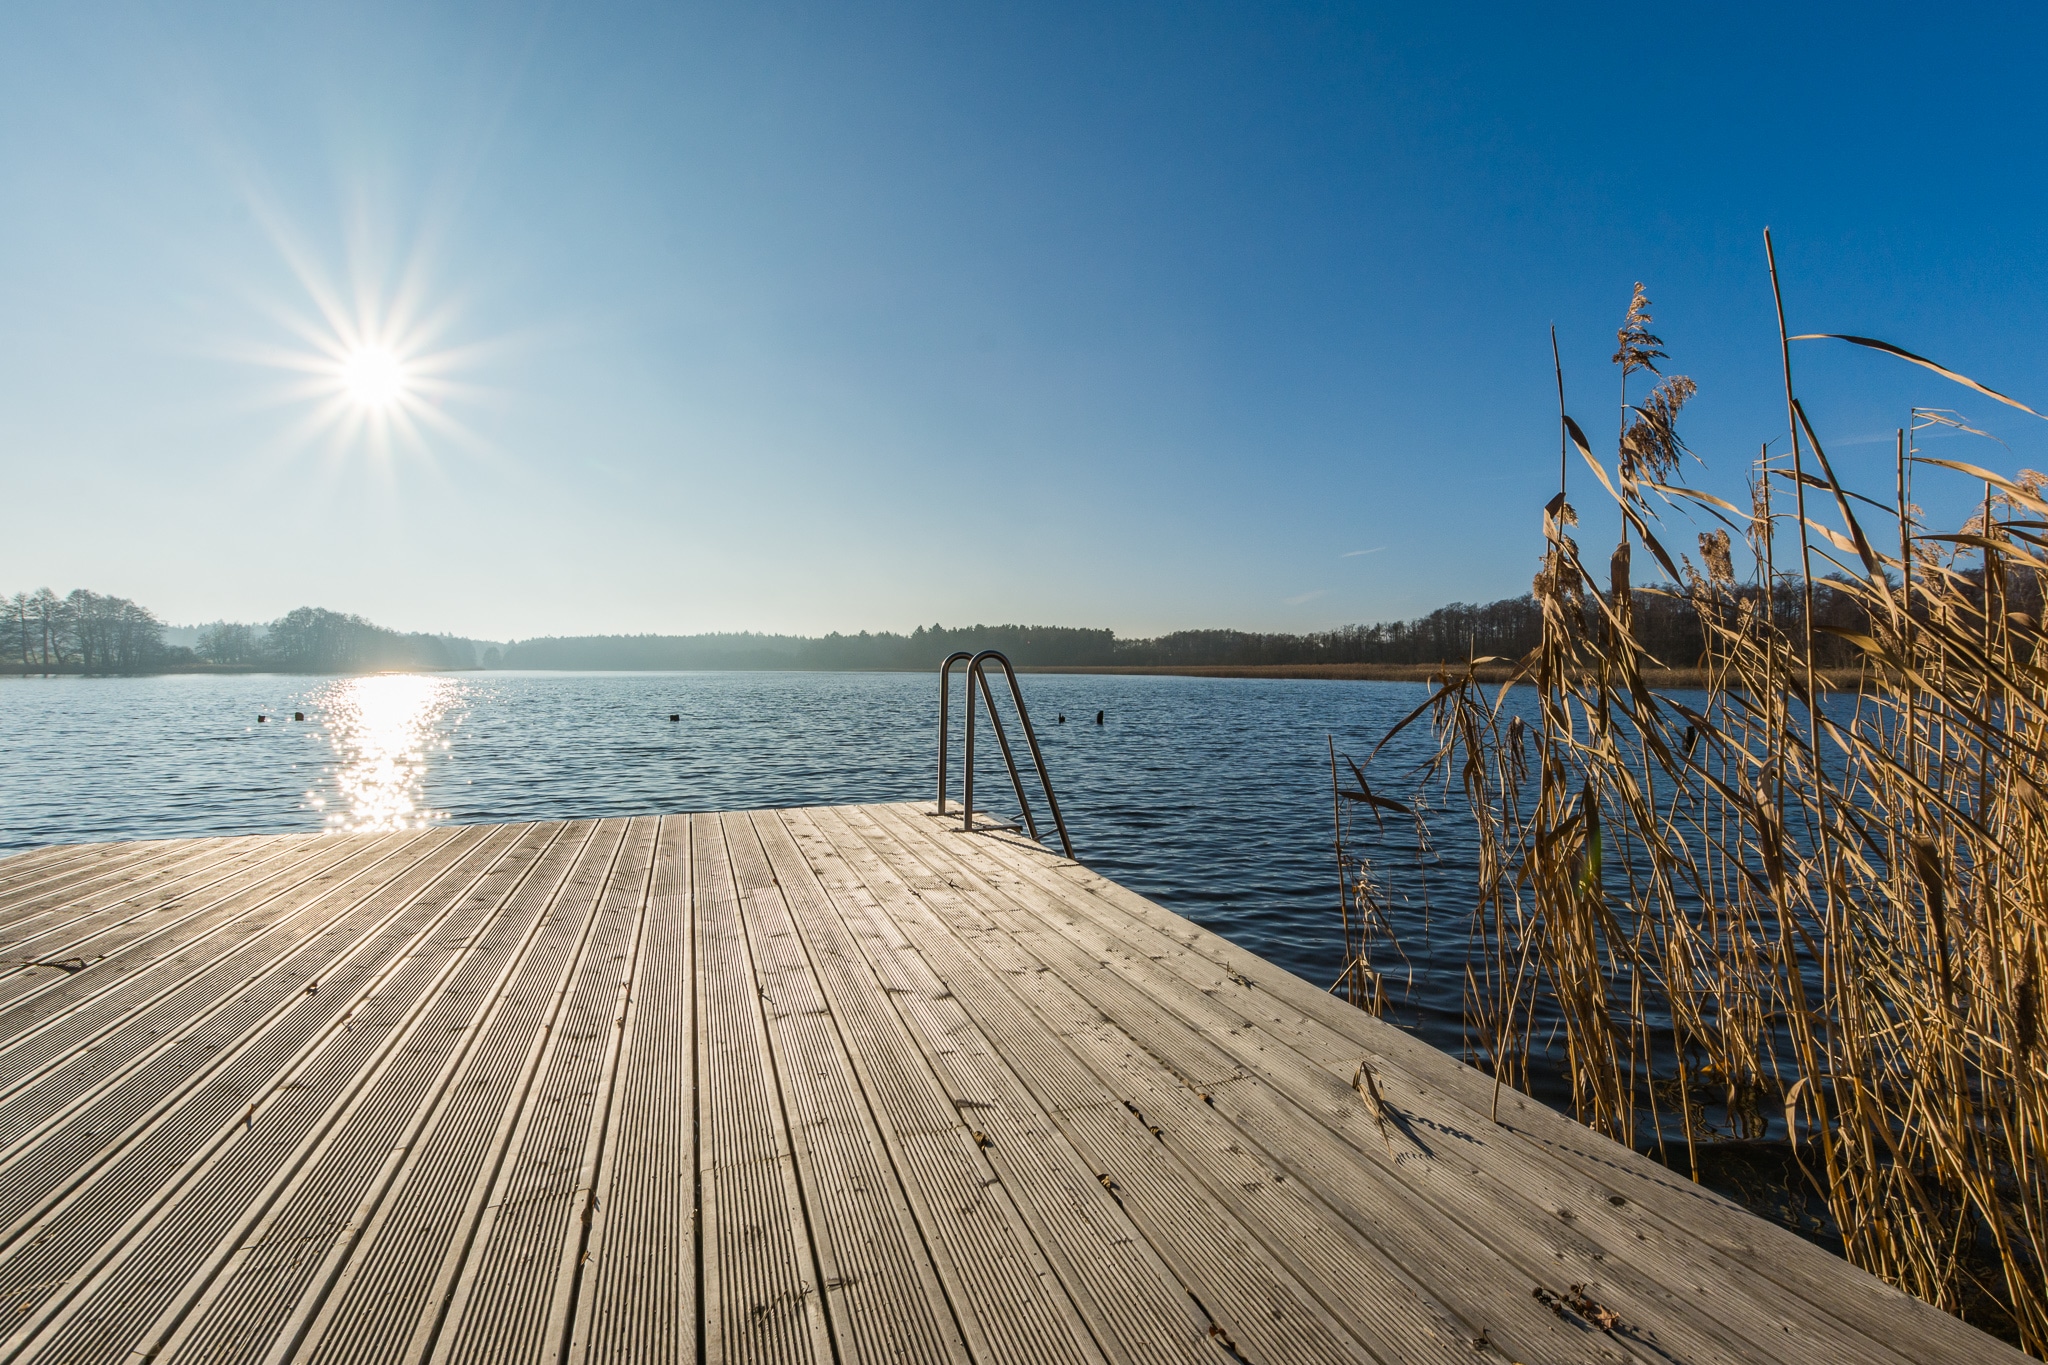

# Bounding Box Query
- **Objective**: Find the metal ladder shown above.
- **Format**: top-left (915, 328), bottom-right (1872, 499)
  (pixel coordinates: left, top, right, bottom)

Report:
top-left (935, 650), bottom-right (1074, 859)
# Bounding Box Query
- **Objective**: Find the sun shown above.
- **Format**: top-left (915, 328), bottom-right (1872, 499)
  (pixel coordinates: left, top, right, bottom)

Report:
top-left (237, 214), bottom-right (489, 466)
top-left (339, 345), bottom-right (408, 410)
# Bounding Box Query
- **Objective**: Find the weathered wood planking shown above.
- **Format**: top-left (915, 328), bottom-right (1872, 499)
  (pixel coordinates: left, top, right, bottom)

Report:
top-left (0, 805), bottom-right (2022, 1364)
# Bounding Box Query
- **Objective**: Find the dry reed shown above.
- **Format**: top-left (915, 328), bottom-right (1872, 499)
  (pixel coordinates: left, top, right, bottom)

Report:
top-left (1337, 235), bottom-right (2048, 1352)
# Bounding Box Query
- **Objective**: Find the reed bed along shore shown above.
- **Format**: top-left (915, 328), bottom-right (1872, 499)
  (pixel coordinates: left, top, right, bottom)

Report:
top-left (1026, 661), bottom-right (1868, 686)
top-left (1339, 235), bottom-right (2048, 1352)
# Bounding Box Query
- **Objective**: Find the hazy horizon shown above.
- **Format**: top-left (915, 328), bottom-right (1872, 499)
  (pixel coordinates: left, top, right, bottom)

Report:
top-left (5, 3), bottom-right (2046, 640)
top-left (8, 586), bottom-right (1505, 650)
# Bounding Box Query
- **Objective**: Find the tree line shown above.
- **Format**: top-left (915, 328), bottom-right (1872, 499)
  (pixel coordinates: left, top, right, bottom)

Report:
top-left (495, 598), bottom-right (1737, 670)
top-left (489, 582), bottom-right (1915, 671)
top-left (212, 607), bottom-right (482, 672)
top-left (496, 623), bottom-right (1122, 670)
top-left (3, 589), bottom-right (174, 673)
top-left (7, 580), bottom-right (1904, 676)
top-left (2, 590), bottom-right (485, 674)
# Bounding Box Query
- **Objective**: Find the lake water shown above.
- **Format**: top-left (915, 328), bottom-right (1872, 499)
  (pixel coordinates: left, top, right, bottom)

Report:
top-left (0, 667), bottom-right (1892, 1256)
top-left (0, 670), bottom-right (1486, 1047)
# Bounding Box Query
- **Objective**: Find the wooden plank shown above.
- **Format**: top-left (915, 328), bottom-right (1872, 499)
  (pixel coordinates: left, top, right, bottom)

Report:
top-left (0, 840), bottom-right (156, 897)
top-left (722, 810), bottom-right (970, 1365)
top-left (571, 813), bottom-right (699, 1365)
top-left (762, 807), bottom-right (1110, 1365)
top-left (844, 804), bottom-right (1508, 1365)
top-left (0, 833), bottom-right (454, 1085)
top-left (824, 804), bottom-right (1359, 1365)
top-left (109, 820), bottom-right (565, 1365)
top-left (0, 834), bottom-right (287, 955)
top-left (0, 822), bottom-right (566, 1364)
top-left (283, 819), bottom-right (627, 1365)
top-left (162, 818), bottom-right (592, 1365)
top-left (800, 807), bottom-right (1217, 1365)
top-left (0, 837), bottom-right (252, 913)
top-left (0, 826), bottom-right (551, 1359)
top-left (871, 806), bottom-right (1749, 1365)
top-left (0, 843), bottom-right (93, 888)
top-left (0, 834), bottom-right (295, 926)
top-left (0, 834), bottom-right (441, 1291)
top-left (941, 810), bottom-right (2026, 1365)
top-left (694, 813), bottom-right (832, 1365)
top-left (0, 832), bottom-right (425, 1113)
top-left (890, 804), bottom-right (1935, 1365)
top-left (0, 828), bottom-right (488, 1187)
top-left (0, 834), bottom-right (393, 1036)
top-left (436, 816), bottom-right (660, 1364)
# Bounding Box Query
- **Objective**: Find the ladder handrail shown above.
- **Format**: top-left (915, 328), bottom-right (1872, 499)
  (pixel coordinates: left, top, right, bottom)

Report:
top-left (935, 649), bottom-right (1075, 860)
top-left (935, 650), bottom-right (973, 812)
top-left (967, 651), bottom-right (1075, 860)
top-left (966, 655), bottom-right (1039, 845)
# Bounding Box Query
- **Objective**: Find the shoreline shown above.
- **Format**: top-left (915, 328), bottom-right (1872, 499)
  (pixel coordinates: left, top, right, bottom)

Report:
top-left (5, 661), bottom-right (1868, 688)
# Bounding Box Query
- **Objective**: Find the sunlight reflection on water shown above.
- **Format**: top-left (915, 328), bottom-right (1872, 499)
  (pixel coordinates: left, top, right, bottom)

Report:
top-left (306, 675), bottom-right (459, 832)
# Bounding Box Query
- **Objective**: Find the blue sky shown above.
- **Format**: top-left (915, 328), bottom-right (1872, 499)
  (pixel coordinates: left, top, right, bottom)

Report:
top-left (3, 3), bottom-right (2045, 639)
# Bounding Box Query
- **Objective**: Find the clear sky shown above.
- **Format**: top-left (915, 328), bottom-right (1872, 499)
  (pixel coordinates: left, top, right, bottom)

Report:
top-left (3, 3), bottom-right (2045, 640)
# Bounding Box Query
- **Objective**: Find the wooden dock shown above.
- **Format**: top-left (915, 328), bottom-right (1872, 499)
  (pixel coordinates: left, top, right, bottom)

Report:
top-left (0, 803), bottom-right (2018, 1363)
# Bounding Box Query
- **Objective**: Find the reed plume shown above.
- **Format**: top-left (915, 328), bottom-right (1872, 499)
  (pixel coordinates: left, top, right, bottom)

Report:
top-left (1612, 282), bottom-right (1665, 377)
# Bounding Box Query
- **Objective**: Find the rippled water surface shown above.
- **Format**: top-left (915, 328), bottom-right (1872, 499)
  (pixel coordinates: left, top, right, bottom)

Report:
top-left (1, 670), bottom-right (1496, 1045)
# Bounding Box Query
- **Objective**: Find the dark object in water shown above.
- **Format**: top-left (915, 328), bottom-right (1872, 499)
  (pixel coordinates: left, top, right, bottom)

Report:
top-left (1095, 710), bottom-right (1104, 725)
top-left (1057, 714), bottom-right (1065, 724)
top-left (669, 714), bottom-right (680, 722)
top-left (257, 715), bottom-right (266, 723)
top-left (294, 712), bottom-right (305, 722)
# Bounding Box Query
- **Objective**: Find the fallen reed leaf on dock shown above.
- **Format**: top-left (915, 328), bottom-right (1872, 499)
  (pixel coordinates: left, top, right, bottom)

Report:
top-left (1352, 1059), bottom-right (1394, 1152)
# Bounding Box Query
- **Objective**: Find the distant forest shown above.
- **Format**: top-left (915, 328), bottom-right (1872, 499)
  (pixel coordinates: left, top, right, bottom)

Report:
top-left (4, 579), bottom-right (1884, 676)
top-left (3, 590), bottom-right (487, 675)
top-left (496, 582), bottom-right (1876, 671)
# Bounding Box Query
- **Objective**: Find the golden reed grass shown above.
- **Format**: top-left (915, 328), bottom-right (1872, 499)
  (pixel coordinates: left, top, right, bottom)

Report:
top-left (1336, 233), bottom-right (2048, 1351)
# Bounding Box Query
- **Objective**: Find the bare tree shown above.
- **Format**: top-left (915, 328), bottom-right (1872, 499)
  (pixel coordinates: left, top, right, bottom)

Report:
top-left (197, 622), bottom-right (258, 665)
top-left (0, 593), bottom-right (25, 667)
top-left (28, 588), bottom-right (61, 670)
top-left (65, 589), bottom-right (101, 671)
